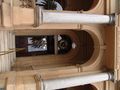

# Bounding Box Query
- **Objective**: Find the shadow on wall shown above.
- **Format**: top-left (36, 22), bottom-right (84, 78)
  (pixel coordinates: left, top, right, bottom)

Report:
top-left (57, 84), bottom-right (97, 90)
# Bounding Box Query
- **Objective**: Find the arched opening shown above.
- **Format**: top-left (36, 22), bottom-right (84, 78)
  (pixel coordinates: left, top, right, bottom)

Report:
top-left (15, 30), bottom-right (95, 65)
top-left (58, 84), bottom-right (97, 90)
top-left (14, 29), bottom-right (100, 71)
top-left (55, 0), bottom-right (99, 11)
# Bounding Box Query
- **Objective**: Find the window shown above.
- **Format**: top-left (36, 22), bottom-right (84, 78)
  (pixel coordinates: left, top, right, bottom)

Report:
top-left (16, 35), bottom-right (72, 57)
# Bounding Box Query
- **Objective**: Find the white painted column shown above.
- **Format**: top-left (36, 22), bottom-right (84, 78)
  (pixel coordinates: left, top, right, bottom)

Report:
top-left (0, 31), bottom-right (6, 72)
top-left (42, 72), bottom-right (113, 90)
top-left (4, 31), bottom-right (10, 71)
top-left (12, 32), bottom-right (16, 63)
top-left (0, 31), bottom-right (15, 72)
top-left (41, 10), bottom-right (114, 24)
top-left (0, 31), bottom-right (2, 72)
